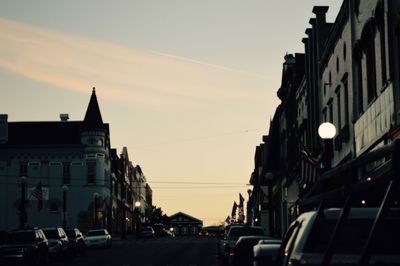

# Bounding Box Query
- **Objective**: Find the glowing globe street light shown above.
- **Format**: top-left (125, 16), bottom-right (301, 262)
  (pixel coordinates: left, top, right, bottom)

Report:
top-left (318, 122), bottom-right (336, 140)
top-left (318, 122), bottom-right (336, 170)
top-left (134, 201), bottom-right (141, 237)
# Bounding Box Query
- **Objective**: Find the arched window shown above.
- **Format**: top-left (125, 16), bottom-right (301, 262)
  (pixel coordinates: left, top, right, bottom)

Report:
top-left (375, 1), bottom-right (387, 86)
top-left (360, 18), bottom-right (377, 104)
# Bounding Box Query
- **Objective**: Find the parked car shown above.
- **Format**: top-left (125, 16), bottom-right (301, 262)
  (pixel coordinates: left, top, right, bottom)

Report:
top-left (277, 208), bottom-right (400, 266)
top-left (64, 228), bottom-right (85, 256)
top-left (198, 230), bottom-right (209, 237)
top-left (138, 226), bottom-right (155, 238)
top-left (84, 229), bottom-right (112, 248)
top-left (219, 225), bottom-right (264, 265)
top-left (253, 239), bottom-right (282, 266)
top-left (230, 235), bottom-right (277, 266)
top-left (0, 228), bottom-right (49, 265)
top-left (42, 227), bottom-right (69, 259)
top-left (221, 225), bottom-right (264, 254)
top-left (153, 224), bottom-right (165, 237)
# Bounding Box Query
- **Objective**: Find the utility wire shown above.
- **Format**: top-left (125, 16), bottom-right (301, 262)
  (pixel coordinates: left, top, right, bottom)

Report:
top-left (130, 128), bottom-right (264, 149)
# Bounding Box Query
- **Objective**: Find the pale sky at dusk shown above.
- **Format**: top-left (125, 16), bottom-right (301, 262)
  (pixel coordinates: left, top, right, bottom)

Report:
top-left (0, 0), bottom-right (341, 225)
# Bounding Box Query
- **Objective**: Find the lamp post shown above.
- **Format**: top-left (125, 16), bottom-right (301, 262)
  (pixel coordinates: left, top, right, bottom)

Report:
top-left (134, 201), bottom-right (141, 237)
top-left (62, 185), bottom-right (68, 229)
top-left (318, 122), bottom-right (336, 170)
top-left (121, 198), bottom-right (126, 239)
top-left (19, 176), bottom-right (27, 229)
top-left (93, 192), bottom-right (99, 229)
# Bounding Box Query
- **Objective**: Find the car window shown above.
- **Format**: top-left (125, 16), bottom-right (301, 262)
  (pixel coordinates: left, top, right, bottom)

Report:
top-left (8, 231), bottom-right (35, 243)
top-left (229, 227), bottom-right (264, 237)
top-left (87, 230), bottom-right (105, 236)
top-left (65, 229), bottom-right (75, 238)
top-left (43, 229), bottom-right (59, 239)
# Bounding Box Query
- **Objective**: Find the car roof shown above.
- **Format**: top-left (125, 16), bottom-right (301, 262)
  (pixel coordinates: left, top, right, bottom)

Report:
top-left (238, 235), bottom-right (275, 241)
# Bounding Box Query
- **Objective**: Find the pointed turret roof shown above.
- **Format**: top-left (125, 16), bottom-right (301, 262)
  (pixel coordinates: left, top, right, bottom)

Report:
top-left (84, 87), bottom-right (104, 128)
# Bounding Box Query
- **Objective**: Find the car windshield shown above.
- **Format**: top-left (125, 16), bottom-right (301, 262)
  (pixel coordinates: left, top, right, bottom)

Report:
top-left (141, 228), bottom-right (152, 232)
top-left (87, 230), bottom-right (105, 236)
top-left (65, 230), bottom-right (75, 238)
top-left (42, 229), bottom-right (59, 239)
top-left (229, 228), bottom-right (264, 237)
top-left (8, 232), bottom-right (35, 244)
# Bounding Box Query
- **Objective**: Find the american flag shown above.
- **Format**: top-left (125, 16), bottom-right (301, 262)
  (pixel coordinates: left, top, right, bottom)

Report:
top-left (297, 146), bottom-right (320, 187)
top-left (31, 182), bottom-right (43, 211)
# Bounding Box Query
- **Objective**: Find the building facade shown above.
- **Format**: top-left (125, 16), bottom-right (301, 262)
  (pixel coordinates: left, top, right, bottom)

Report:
top-left (170, 212), bottom-right (203, 236)
top-left (0, 88), bottom-right (111, 232)
top-left (249, 0), bottom-right (400, 237)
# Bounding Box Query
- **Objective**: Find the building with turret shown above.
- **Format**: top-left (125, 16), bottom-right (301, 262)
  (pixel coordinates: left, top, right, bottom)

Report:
top-left (0, 88), bottom-right (111, 232)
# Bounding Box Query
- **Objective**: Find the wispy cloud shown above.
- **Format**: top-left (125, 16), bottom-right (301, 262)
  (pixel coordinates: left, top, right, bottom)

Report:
top-left (0, 17), bottom-right (269, 109)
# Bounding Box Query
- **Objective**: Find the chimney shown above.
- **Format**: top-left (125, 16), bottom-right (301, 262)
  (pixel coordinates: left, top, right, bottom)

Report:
top-left (0, 114), bottom-right (8, 144)
top-left (60, 113), bottom-right (69, 122)
top-left (312, 6), bottom-right (329, 24)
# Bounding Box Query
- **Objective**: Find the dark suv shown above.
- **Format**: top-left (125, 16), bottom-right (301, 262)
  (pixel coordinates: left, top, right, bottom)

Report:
top-left (64, 228), bottom-right (85, 256)
top-left (42, 227), bottom-right (69, 259)
top-left (0, 228), bottom-right (49, 265)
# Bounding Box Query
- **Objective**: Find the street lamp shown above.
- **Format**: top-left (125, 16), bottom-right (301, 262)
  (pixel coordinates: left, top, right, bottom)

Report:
top-left (121, 198), bottom-right (126, 239)
top-left (93, 192), bottom-right (99, 229)
top-left (62, 185), bottom-right (68, 229)
top-left (19, 176), bottom-right (27, 229)
top-left (318, 122), bottom-right (336, 170)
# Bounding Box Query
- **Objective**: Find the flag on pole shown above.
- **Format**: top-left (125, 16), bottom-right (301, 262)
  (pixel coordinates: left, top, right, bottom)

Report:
top-left (31, 182), bottom-right (43, 211)
top-left (238, 193), bottom-right (245, 223)
top-left (231, 201), bottom-right (237, 222)
top-left (297, 144), bottom-right (320, 187)
top-left (239, 193), bottom-right (244, 208)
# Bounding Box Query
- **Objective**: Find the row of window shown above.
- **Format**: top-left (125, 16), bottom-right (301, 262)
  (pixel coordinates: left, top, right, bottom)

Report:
top-left (323, 73), bottom-right (350, 134)
top-left (19, 161), bottom-right (97, 185)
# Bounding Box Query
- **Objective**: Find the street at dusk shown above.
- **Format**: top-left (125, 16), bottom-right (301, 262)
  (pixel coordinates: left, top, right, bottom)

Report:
top-left (2, 0), bottom-right (400, 265)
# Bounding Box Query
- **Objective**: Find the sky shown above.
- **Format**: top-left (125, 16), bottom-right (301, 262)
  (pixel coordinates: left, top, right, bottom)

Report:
top-left (0, 0), bottom-right (341, 225)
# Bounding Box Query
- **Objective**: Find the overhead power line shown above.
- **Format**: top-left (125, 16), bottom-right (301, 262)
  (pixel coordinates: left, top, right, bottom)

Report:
top-left (131, 128), bottom-right (264, 149)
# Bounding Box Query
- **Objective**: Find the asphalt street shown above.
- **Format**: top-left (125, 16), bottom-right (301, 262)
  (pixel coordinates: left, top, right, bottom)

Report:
top-left (54, 236), bottom-right (220, 266)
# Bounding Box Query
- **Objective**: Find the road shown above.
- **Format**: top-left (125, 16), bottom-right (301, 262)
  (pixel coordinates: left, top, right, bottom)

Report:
top-left (55, 236), bottom-right (220, 266)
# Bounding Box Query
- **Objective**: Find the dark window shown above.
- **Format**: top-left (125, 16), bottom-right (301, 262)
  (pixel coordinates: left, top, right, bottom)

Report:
top-left (328, 99), bottom-right (333, 123)
top-left (42, 229), bottom-right (59, 239)
top-left (336, 86), bottom-right (341, 130)
top-left (356, 47), bottom-right (364, 114)
top-left (342, 74), bottom-right (350, 126)
top-left (376, 2), bottom-right (387, 86)
top-left (87, 161), bottom-right (96, 184)
top-left (49, 202), bottom-right (59, 212)
top-left (20, 162), bottom-right (27, 177)
top-left (8, 232), bottom-right (35, 243)
top-left (229, 227), bottom-right (264, 237)
top-left (304, 217), bottom-right (400, 255)
top-left (63, 162), bottom-right (70, 184)
top-left (336, 56), bottom-right (340, 73)
top-left (86, 230), bottom-right (106, 236)
top-left (362, 21), bottom-right (377, 103)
